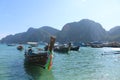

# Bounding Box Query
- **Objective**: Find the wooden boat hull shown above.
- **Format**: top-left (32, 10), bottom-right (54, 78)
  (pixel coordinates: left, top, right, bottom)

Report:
top-left (24, 52), bottom-right (49, 68)
top-left (70, 46), bottom-right (80, 51)
top-left (24, 36), bottom-right (56, 70)
top-left (54, 47), bottom-right (69, 53)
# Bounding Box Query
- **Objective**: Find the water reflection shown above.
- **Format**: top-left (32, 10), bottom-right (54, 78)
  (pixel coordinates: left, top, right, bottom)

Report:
top-left (24, 61), bottom-right (54, 80)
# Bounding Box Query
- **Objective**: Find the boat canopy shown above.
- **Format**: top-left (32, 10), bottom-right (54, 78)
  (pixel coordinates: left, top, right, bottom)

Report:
top-left (27, 42), bottom-right (38, 47)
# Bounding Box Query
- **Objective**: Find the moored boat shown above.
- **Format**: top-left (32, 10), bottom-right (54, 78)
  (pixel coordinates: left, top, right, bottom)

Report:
top-left (24, 51), bottom-right (49, 67)
top-left (7, 44), bottom-right (16, 46)
top-left (54, 46), bottom-right (69, 53)
top-left (70, 46), bottom-right (80, 51)
top-left (54, 43), bottom-right (71, 53)
top-left (17, 45), bottom-right (23, 50)
top-left (24, 36), bottom-right (56, 70)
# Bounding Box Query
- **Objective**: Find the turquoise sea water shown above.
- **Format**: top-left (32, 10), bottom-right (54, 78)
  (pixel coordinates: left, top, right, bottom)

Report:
top-left (0, 44), bottom-right (120, 80)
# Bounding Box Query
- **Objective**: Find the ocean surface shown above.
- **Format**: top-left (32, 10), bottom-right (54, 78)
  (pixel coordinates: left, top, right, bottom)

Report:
top-left (1, 44), bottom-right (120, 80)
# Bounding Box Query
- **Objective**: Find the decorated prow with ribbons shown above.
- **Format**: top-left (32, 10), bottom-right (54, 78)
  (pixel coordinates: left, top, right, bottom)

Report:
top-left (45, 36), bottom-right (56, 70)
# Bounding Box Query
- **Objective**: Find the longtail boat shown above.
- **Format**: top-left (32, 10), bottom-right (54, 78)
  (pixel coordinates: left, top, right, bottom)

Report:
top-left (54, 43), bottom-right (71, 53)
top-left (24, 36), bottom-right (55, 70)
top-left (54, 46), bottom-right (69, 53)
top-left (70, 46), bottom-right (80, 51)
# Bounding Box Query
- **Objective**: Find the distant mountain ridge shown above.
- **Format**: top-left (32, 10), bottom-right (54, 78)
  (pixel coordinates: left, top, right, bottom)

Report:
top-left (1, 19), bottom-right (120, 43)
top-left (56, 19), bottom-right (107, 43)
top-left (107, 26), bottom-right (120, 42)
top-left (0, 26), bottom-right (59, 43)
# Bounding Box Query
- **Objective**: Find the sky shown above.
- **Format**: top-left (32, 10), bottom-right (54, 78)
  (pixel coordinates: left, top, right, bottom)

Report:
top-left (0, 0), bottom-right (120, 39)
